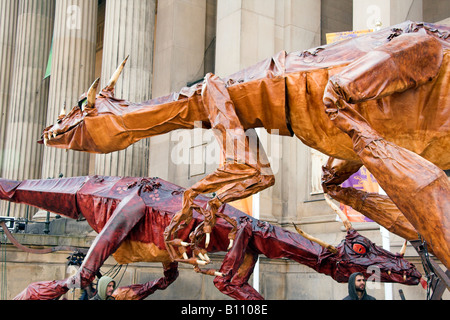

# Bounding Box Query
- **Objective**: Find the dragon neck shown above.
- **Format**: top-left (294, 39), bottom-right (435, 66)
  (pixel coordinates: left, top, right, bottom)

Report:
top-left (251, 219), bottom-right (331, 272)
top-left (78, 90), bottom-right (210, 154)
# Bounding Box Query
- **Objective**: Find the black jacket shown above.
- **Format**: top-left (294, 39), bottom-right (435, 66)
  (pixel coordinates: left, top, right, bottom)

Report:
top-left (343, 272), bottom-right (376, 300)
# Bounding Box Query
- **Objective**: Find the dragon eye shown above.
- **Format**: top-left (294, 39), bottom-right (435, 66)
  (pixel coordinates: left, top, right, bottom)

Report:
top-left (352, 243), bottom-right (367, 254)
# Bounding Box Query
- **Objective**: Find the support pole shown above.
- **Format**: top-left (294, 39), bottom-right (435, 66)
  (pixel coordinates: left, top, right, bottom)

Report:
top-left (410, 239), bottom-right (450, 300)
top-left (252, 128), bottom-right (262, 293)
top-left (379, 187), bottom-right (392, 300)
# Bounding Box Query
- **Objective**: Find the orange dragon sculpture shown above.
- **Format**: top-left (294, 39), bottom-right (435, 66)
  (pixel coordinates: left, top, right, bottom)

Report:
top-left (40, 21), bottom-right (450, 272)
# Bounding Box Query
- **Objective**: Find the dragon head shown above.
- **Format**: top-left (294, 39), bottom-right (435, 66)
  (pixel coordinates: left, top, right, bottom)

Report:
top-left (330, 229), bottom-right (421, 285)
top-left (294, 223), bottom-right (421, 285)
top-left (293, 195), bottom-right (422, 286)
top-left (39, 56), bottom-right (131, 153)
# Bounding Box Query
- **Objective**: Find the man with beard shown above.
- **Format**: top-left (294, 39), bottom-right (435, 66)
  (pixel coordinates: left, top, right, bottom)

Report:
top-left (343, 272), bottom-right (376, 300)
top-left (90, 276), bottom-right (116, 300)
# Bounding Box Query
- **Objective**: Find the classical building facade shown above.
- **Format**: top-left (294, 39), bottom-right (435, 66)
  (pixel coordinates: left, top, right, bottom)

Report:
top-left (0, 0), bottom-right (449, 300)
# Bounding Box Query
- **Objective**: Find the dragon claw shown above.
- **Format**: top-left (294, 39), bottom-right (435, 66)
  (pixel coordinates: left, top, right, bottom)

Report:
top-left (198, 252), bottom-right (211, 263)
top-left (205, 233), bottom-right (210, 248)
top-left (166, 238), bottom-right (190, 247)
top-left (174, 257), bottom-right (209, 266)
top-left (197, 259), bottom-right (208, 266)
top-left (198, 252), bottom-right (207, 261)
top-left (193, 266), bottom-right (224, 278)
top-left (227, 239), bottom-right (234, 251)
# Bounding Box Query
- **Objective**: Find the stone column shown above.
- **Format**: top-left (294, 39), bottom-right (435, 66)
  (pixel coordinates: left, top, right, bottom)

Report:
top-left (0, 0), bottom-right (19, 176)
top-left (41, 0), bottom-right (97, 179)
top-left (215, 0), bottom-right (276, 76)
top-left (94, 0), bottom-right (155, 177)
top-left (353, 0), bottom-right (422, 30)
top-left (1, 0), bottom-right (55, 218)
top-left (215, 0), bottom-right (283, 223)
top-left (150, 0), bottom-right (207, 184)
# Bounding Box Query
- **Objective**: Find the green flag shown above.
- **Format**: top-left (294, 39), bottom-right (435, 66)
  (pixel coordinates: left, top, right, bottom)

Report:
top-left (44, 38), bottom-right (53, 79)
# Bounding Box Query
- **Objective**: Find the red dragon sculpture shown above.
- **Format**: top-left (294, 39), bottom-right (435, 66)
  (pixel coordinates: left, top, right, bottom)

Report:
top-left (0, 176), bottom-right (421, 300)
top-left (38, 21), bottom-right (450, 273)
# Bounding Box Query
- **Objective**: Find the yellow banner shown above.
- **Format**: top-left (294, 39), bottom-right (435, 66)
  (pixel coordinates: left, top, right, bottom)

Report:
top-left (326, 28), bottom-right (378, 222)
top-left (326, 29), bottom-right (373, 44)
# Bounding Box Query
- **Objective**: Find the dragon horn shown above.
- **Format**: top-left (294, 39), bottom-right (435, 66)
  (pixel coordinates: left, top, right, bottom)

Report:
top-left (399, 240), bottom-right (408, 256)
top-left (106, 55), bottom-right (129, 90)
top-left (293, 223), bottom-right (338, 254)
top-left (59, 103), bottom-right (66, 117)
top-left (324, 194), bottom-right (353, 231)
top-left (87, 77), bottom-right (100, 107)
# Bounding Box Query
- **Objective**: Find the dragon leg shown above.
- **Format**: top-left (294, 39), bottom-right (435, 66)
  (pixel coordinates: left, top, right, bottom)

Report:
top-left (322, 157), bottom-right (419, 242)
top-left (164, 73), bottom-right (274, 261)
top-left (14, 190), bottom-right (147, 300)
top-left (112, 262), bottom-right (179, 300)
top-left (213, 217), bottom-right (263, 300)
top-left (323, 33), bottom-right (450, 269)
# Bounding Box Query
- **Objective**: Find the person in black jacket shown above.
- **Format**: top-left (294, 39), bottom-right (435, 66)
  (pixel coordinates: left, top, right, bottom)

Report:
top-left (343, 272), bottom-right (376, 300)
